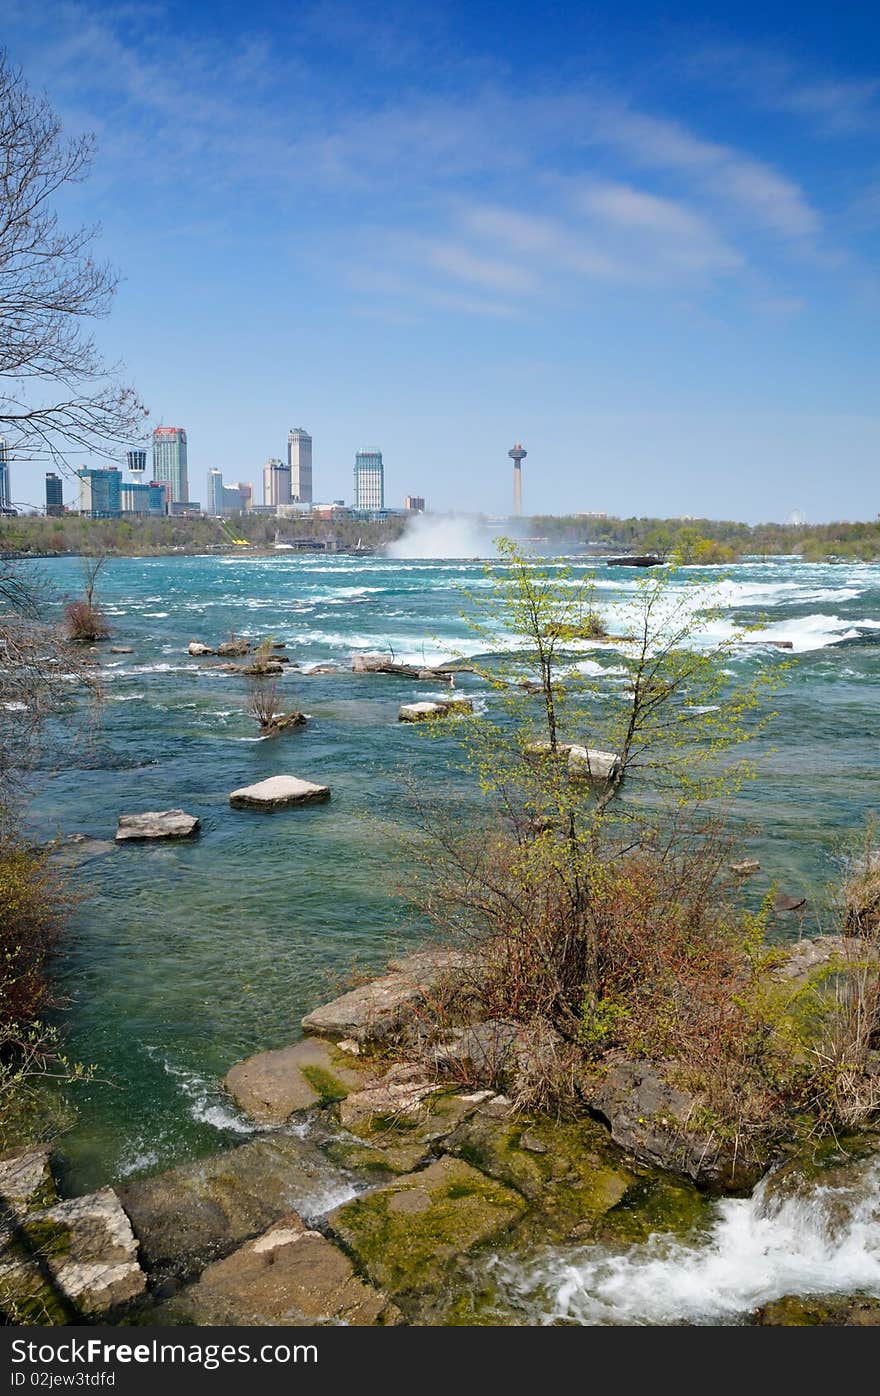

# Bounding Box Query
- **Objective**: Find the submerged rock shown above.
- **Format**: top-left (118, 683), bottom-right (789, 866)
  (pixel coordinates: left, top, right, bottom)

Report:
top-left (159, 1213), bottom-right (401, 1326)
top-left (115, 810), bottom-right (200, 842)
top-left (118, 1134), bottom-right (339, 1281)
top-left (224, 1037), bottom-right (370, 1125)
top-left (773, 892), bottom-right (807, 913)
top-left (109, 646), bottom-right (134, 654)
top-left (229, 775), bottom-right (330, 809)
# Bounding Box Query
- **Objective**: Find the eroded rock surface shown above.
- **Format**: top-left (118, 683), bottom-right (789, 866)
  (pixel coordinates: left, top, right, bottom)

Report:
top-left (115, 810), bottom-right (200, 842)
top-left (229, 776), bottom-right (330, 809)
top-left (225, 1038), bottom-right (370, 1125)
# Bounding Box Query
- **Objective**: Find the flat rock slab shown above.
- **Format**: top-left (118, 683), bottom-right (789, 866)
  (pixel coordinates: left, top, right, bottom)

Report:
top-left (116, 810), bottom-right (200, 841)
top-left (399, 698), bottom-right (473, 722)
top-left (525, 741), bottom-right (621, 781)
top-left (11, 1188), bottom-right (145, 1317)
top-left (224, 1038), bottom-right (371, 1125)
top-left (118, 1134), bottom-right (342, 1280)
top-left (0, 1146), bottom-right (56, 1214)
top-left (327, 1156), bottom-right (525, 1306)
top-left (109, 646), bottom-right (134, 654)
top-left (229, 776), bottom-right (330, 809)
top-left (301, 948), bottom-right (477, 1043)
top-left (160, 1213), bottom-right (400, 1326)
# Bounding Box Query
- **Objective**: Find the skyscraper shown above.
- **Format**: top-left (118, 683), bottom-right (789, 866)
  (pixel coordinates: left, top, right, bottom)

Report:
top-left (0, 437), bottom-right (10, 513)
top-left (287, 428), bottom-right (313, 503)
top-left (152, 426), bottom-right (188, 503)
top-left (262, 458), bottom-right (291, 507)
top-left (404, 495), bottom-right (425, 513)
top-left (77, 466), bottom-right (121, 517)
top-left (354, 449), bottom-right (384, 510)
top-left (207, 467), bottom-right (224, 515)
top-left (45, 472), bottom-right (64, 516)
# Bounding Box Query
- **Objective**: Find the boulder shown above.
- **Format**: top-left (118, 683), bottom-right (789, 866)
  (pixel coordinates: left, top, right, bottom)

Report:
top-left (109, 646), bottom-right (134, 655)
top-left (432, 1020), bottom-right (522, 1080)
top-left (398, 697), bottom-right (473, 723)
top-left (217, 639), bottom-right (249, 657)
top-left (241, 662), bottom-right (284, 676)
top-left (118, 1134), bottom-right (341, 1280)
top-left (188, 641), bottom-right (214, 656)
top-left (525, 740), bottom-right (621, 782)
top-left (10, 1188), bottom-right (145, 1317)
top-left (224, 1037), bottom-right (370, 1125)
top-left (773, 935), bottom-right (880, 987)
top-left (731, 859), bottom-right (761, 876)
top-left (585, 1060), bottom-right (761, 1190)
top-left (301, 948), bottom-right (476, 1044)
top-left (115, 809), bottom-right (200, 842)
top-left (229, 776), bottom-right (330, 809)
top-left (326, 1156), bottom-right (525, 1312)
top-left (159, 1213), bottom-right (400, 1326)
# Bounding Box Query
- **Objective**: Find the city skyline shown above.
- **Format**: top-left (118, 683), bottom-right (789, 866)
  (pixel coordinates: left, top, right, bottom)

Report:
top-left (3, 2), bottom-right (880, 521)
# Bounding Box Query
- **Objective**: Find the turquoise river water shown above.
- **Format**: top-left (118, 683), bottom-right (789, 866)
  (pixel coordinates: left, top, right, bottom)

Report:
top-left (21, 548), bottom-right (880, 1197)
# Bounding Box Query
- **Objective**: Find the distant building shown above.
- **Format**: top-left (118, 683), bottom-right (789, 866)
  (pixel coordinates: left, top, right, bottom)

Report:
top-left (152, 426), bottom-right (188, 503)
top-left (262, 458), bottom-right (291, 508)
top-left (120, 481), bottom-right (166, 516)
top-left (222, 485), bottom-right (245, 513)
top-left (77, 466), bottom-right (122, 518)
top-left (45, 472), bottom-right (64, 516)
top-left (126, 449), bottom-right (147, 475)
top-left (353, 449), bottom-right (384, 510)
top-left (288, 428), bottom-right (313, 503)
top-left (207, 467), bottom-right (224, 515)
top-left (236, 482), bottom-right (253, 512)
top-left (404, 495), bottom-right (425, 513)
top-left (0, 437), bottom-right (10, 513)
top-left (169, 500), bottom-right (201, 517)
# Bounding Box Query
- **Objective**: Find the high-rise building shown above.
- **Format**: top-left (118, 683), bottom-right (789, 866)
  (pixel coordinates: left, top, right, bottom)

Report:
top-left (152, 426), bottom-right (188, 503)
top-left (77, 466), bottom-right (122, 518)
top-left (262, 458), bottom-right (291, 508)
top-left (207, 467), bottom-right (224, 515)
top-left (120, 481), bottom-right (166, 516)
top-left (0, 437), bottom-right (10, 513)
top-left (287, 428), bottom-right (313, 503)
top-left (237, 483), bottom-right (253, 512)
top-left (126, 449), bottom-right (147, 475)
top-left (45, 472), bottom-right (64, 516)
top-left (353, 449), bottom-right (384, 510)
top-left (222, 485), bottom-right (245, 513)
top-left (404, 495), bottom-right (425, 513)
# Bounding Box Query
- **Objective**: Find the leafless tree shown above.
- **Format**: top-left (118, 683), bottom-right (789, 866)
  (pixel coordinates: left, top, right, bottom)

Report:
top-left (0, 51), bottom-right (147, 469)
top-left (246, 677), bottom-right (283, 730)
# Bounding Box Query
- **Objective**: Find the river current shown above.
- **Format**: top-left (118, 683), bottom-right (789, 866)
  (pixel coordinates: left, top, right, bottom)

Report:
top-left (20, 547), bottom-right (880, 1319)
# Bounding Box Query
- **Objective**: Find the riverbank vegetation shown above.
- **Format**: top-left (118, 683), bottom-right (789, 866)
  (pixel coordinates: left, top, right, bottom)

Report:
top-left (4, 509), bottom-right (880, 561)
top-left (407, 543), bottom-right (880, 1174)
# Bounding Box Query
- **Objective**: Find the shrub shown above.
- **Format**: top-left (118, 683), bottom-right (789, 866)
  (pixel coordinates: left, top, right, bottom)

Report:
top-left (63, 598), bottom-right (109, 642)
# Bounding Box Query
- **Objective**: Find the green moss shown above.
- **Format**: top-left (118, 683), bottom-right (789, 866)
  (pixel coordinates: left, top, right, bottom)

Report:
top-left (597, 1171), bottom-right (710, 1246)
top-left (330, 1159), bottom-right (526, 1304)
top-left (300, 1065), bottom-right (350, 1104)
top-left (19, 1213), bottom-right (73, 1260)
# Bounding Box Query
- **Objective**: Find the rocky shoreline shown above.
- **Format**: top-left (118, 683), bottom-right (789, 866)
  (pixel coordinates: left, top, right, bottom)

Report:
top-left (2, 939), bottom-right (879, 1327)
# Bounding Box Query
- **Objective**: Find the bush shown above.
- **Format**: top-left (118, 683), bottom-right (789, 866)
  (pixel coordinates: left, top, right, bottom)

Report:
top-left (63, 598), bottom-right (109, 642)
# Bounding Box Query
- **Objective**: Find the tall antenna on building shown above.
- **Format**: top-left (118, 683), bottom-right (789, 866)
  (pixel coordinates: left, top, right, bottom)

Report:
top-left (508, 443), bottom-right (527, 517)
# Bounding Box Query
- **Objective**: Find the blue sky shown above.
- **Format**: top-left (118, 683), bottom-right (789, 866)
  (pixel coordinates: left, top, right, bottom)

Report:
top-left (3, 0), bottom-right (880, 521)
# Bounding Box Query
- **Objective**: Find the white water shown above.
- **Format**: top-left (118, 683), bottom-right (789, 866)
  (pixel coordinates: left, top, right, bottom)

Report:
top-left (497, 1155), bottom-right (880, 1325)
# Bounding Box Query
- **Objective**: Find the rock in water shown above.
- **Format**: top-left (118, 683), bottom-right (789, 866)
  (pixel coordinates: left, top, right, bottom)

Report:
top-left (224, 1038), bottom-right (369, 1124)
top-left (115, 810), bottom-right (200, 842)
top-left (160, 1213), bottom-right (401, 1326)
top-left (398, 697), bottom-right (473, 722)
top-left (187, 640), bottom-right (214, 656)
top-left (109, 646), bottom-right (134, 654)
top-left (525, 740), bottom-right (621, 781)
top-left (217, 639), bottom-right (249, 656)
top-left (228, 776), bottom-right (330, 809)
top-left (731, 859), bottom-right (761, 876)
